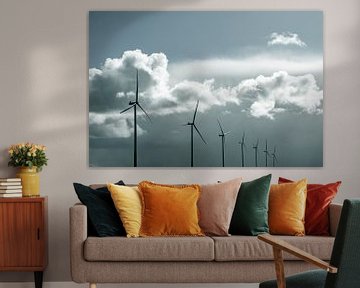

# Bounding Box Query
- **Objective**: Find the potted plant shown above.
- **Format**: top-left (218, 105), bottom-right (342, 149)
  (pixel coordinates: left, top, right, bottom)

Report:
top-left (8, 143), bottom-right (48, 197)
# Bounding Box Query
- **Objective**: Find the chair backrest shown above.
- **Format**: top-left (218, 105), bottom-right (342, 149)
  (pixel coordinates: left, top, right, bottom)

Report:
top-left (325, 199), bottom-right (360, 288)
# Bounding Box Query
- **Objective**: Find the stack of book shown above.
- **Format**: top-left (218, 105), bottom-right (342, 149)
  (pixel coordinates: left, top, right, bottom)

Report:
top-left (0, 178), bottom-right (22, 197)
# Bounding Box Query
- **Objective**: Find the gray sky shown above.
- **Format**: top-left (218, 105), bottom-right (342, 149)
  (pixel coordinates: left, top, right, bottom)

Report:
top-left (89, 11), bottom-right (323, 167)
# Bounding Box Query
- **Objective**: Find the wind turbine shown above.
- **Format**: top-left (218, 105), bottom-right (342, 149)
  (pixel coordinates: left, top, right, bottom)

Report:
top-left (271, 146), bottom-right (278, 167)
top-left (253, 138), bottom-right (259, 167)
top-left (184, 100), bottom-right (206, 167)
top-left (120, 69), bottom-right (151, 167)
top-left (217, 119), bottom-right (230, 167)
top-left (263, 139), bottom-right (271, 167)
top-left (238, 132), bottom-right (246, 167)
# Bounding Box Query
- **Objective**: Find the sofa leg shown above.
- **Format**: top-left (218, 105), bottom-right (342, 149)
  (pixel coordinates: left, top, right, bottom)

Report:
top-left (89, 283), bottom-right (96, 288)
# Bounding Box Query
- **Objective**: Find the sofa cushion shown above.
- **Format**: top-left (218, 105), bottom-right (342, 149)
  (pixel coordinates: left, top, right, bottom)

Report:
top-left (212, 236), bottom-right (334, 261)
top-left (279, 177), bottom-right (341, 236)
top-left (84, 236), bottom-right (214, 261)
top-left (107, 184), bottom-right (142, 238)
top-left (269, 179), bottom-right (307, 236)
top-left (198, 178), bottom-right (242, 236)
top-left (73, 181), bottom-right (126, 237)
top-left (229, 174), bottom-right (271, 236)
top-left (139, 181), bottom-right (203, 237)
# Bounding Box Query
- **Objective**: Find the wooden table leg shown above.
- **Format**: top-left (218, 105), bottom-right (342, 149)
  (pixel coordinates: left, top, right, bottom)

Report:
top-left (34, 271), bottom-right (43, 288)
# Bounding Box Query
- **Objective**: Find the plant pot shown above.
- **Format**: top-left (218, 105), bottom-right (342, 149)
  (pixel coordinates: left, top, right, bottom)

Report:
top-left (16, 167), bottom-right (40, 197)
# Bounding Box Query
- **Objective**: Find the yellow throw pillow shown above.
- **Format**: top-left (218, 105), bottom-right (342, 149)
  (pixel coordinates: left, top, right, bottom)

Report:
top-left (269, 179), bottom-right (307, 236)
top-left (107, 183), bottom-right (142, 238)
top-left (138, 181), bottom-right (204, 237)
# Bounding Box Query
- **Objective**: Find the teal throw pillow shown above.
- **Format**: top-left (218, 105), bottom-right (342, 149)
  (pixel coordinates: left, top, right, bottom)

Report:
top-left (229, 174), bottom-right (272, 236)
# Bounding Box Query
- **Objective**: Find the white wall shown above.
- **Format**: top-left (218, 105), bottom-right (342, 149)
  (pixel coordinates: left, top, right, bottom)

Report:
top-left (0, 0), bottom-right (359, 282)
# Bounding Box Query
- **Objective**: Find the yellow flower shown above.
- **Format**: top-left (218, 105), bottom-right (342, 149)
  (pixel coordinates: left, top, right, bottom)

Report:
top-left (27, 152), bottom-right (31, 157)
top-left (8, 149), bottom-right (13, 155)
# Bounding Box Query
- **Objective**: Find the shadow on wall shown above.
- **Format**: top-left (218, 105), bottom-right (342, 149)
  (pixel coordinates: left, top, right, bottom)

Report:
top-left (0, 0), bottom-right (204, 283)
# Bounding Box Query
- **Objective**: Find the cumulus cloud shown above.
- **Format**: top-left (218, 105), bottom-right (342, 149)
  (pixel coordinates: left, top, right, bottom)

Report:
top-left (89, 112), bottom-right (146, 138)
top-left (89, 49), bottom-right (172, 113)
top-left (241, 71), bottom-right (323, 119)
top-left (89, 49), bottom-right (322, 137)
top-left (267, 32), bottom-right (307, 47)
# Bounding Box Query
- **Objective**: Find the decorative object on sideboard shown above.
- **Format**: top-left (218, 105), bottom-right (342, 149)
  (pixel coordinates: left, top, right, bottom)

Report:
top-left (8, 143), bottom-right (48, 197)
top-left (0, 178), bottom-right (22, 197)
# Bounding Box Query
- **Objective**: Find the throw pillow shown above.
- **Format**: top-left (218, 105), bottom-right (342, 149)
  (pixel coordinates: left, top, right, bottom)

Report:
top-left (138, 181), bottom-right (203, 237)
top-left (229, 174), bottom-right (272, 236)
top-left (73, 181), bottom-right (126, 237)
top-left (279, 177), bottom-right (341, 236)
top-left (198, 178), bottom-right (242, 236)
top-left (107, 183), bottom-right (142, 238)
top-left (269, 179), bottom-right (307, 236)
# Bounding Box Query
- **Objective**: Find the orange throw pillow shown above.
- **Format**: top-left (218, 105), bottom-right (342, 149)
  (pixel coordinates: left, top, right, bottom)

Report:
top-left (279, 177), bottom-right (341, 235)
top-left (138, 181), bottom-right (204, 237)
top-left (269, 179), bottom-right (307, 236)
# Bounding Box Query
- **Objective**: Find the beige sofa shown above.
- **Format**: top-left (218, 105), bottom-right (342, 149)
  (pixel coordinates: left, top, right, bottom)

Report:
top-left (70, 202), bottom-right (342, 287)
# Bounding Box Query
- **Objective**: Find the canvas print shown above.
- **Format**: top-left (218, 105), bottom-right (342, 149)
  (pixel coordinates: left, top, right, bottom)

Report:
top-left (89, 11), bottom-right (323, 167)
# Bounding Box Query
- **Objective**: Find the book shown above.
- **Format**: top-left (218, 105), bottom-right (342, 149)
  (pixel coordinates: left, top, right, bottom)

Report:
top-left (0, 182), bottom-right (22, 186)
top-left (0, 189), bottom-right (22, 193)
top-left (0, 178), bottom-right (21, 182)
top-left (0, 186), bottom-right (22, 190)
top-left (0, 193), bottom-right (22, 198)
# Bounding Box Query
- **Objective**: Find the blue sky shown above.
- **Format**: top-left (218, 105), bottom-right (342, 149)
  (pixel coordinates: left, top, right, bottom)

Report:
top-left (88, 11), bottom-right (323, 167)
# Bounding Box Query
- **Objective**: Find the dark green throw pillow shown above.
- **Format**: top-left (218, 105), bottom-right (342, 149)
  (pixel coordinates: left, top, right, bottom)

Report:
top-left (73, 181), bottom-right (126, 237)
top-left (229, 174), bottom-right (272, 236)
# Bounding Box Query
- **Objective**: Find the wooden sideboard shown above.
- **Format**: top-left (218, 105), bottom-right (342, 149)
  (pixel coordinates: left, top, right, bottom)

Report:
top-left (0, 197), bottom-right (47, 288)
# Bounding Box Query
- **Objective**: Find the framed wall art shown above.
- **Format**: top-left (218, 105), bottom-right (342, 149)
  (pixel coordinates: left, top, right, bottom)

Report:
top-left (89, 11), bottom-right (323, 167)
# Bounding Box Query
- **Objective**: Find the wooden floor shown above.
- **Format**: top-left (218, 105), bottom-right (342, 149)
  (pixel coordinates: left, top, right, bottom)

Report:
top-left (0, 283), bottom-right (259, 288)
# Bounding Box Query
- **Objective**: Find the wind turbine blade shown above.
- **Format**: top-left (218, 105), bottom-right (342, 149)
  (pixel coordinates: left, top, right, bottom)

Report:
top-left (217, 119), bottom-right (224, 134)
top-left (193, 100), bottom-right (199, 123)
top-left (194, 124), bottom-right (207, 144)
top-left (135, 69), bottom-right (139, 102)
top-left (137, 103), bottom-right (151, 122)
top-left (224, 131), bottom-right (231, 135)
top-left (274, 155), bottom-right (278, 162)
top-left (120, 105), bottom-right (134, 114)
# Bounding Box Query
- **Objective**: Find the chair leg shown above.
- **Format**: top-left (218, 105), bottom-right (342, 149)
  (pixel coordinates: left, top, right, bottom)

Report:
top-left (273, 247), bottom-right (286, 288)
top-left (89, 283), bottom-right (97, 288)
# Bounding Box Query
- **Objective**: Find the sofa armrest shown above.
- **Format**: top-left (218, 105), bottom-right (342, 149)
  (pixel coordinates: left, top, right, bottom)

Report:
top-left (329, 203), bottom-right (342, 237)
top-left (69, 203), bottom-right (88, 283)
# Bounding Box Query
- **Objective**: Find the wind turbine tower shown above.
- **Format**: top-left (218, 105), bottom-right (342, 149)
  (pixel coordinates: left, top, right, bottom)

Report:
top-left (239, 132), bottom-right (246, 167)
top-left (253, 139), bottom-right (259, 167)
top-left (272, 146), bottom-right (278, 167)
top-left (120, 69), bottom-right (151, 167)
top-left (263, 139), bottom-right (271, 167)
top-left (217, 119), bottom-right (230, 167)
top-left (184, 100), bottom-right (207, 167)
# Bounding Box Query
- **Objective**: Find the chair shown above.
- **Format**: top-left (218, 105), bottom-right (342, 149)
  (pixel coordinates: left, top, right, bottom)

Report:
top-left (258, 199), bottom-right (360, 288)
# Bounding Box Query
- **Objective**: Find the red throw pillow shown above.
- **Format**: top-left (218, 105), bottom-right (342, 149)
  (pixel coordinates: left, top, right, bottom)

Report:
top-left (278, 177), bottom-right (341, 236)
